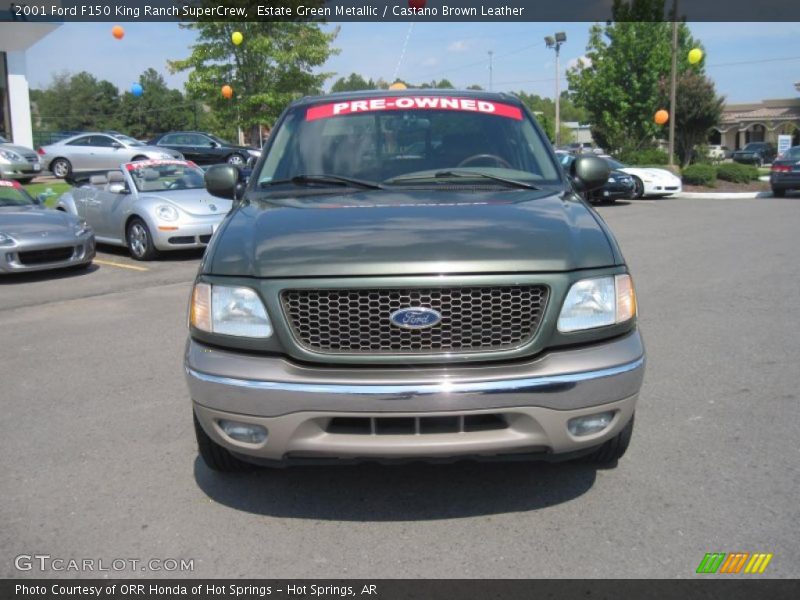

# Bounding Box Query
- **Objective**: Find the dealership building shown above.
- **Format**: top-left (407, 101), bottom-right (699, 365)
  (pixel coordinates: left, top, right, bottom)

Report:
top-left (711, 98), bottom-right (800, 150)
top-left (0, 18), bottom-right (59, 148)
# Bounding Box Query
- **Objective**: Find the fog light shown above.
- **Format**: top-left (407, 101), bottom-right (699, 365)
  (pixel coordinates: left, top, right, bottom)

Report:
top-left (567, 411), bottom-right (615, 437)
top-left (217, 419), bottom-right (268, 444)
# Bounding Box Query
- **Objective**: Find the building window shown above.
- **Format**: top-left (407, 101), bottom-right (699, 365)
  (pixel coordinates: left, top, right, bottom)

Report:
top-left (0, 52), bottom-right (10, 139)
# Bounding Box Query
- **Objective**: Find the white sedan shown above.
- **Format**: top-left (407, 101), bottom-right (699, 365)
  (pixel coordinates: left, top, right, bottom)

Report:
top-left (603, 157), bottom-right (682, 198)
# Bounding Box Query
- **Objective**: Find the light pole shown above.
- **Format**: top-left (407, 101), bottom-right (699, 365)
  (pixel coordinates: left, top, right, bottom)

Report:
top-left (668, 0), bottom-right (679, 167)
top-left (545, 32), bottom-right (567, 146)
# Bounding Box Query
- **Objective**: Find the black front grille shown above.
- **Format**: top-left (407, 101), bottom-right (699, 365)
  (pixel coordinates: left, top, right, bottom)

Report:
top-left (327, 414), bottom-right (509, 435)
top-left (198, 234), bottom-right (212, 244)
top-left (281, 286), bottom-right (548, 355)
top-left (24, 154), bottom-right (39, 163)
top-left (18, 247), bottom-right (75, 265)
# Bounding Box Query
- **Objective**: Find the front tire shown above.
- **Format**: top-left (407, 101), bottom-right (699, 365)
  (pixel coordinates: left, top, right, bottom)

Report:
top-left (50, 158), bottom-right (71, 179)
top-left (194, 412), bottom-right (253, 472)
top-left (126, 217), bottom-right (159, 261)
top-left (585, 414), bottom-right (634, 465)
top-left (226, 153), bottom-right (245, 165)
top-left (631, 176), bottom-right (645, 199)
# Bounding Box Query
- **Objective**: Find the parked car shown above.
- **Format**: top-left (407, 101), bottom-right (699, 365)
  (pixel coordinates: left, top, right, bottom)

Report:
top-left (148, 131), bottom-right (260, 166)
top-left (55, 159), bottom-right (232, 260)
top-left (186, 89), bottom-right (645, 472)
top-left (38, 133), bottom-right (183, 179)
top-left (732, 142), bottom-right (776, 167)
top-left (557, 151), bottom-right (634, 203)
top-left (0, 135), bottom-right (41, 184)
top-left (600, 157), bottom-right (682, 198)
top-left (0, 179), bottom-right (94, 274)
top-left (769, 145), bottom-right (800, 197)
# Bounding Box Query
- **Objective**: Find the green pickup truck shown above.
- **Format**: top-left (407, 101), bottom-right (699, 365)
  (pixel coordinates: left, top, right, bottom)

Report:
top-left (185, 90), bottom-right (645, 471)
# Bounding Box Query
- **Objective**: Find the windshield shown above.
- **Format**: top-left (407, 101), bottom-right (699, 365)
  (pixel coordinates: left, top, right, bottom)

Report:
top-left (112, 134), bottom-right (144, 146)
top-left (781, 146), bottom-right (800, 159)
top-left (125, 160), bottom-right (205, 192)
top-left (257, 96), bottom-right (561, 189)
top-left (742, 143), bottom-right (764, 151)
top-left (0, 181), bottom-right (36, 206)
top-left (604, 158), bottom-right (626, 170)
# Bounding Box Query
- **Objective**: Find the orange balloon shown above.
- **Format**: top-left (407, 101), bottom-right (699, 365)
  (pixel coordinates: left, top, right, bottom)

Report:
top-left (111, 25), bottom-right (125, 40)
top-left (654, 109), bottom-right (669, 125)
top-left (221, 85), bottom-right (234, 99)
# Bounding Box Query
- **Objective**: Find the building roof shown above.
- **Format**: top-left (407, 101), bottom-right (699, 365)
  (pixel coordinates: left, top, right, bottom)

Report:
top-left (721, 99), bottom-right (800, 125)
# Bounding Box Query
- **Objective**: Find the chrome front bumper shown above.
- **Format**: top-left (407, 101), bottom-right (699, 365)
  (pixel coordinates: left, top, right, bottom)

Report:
top-left (186, 331), bottom-right (645, 462)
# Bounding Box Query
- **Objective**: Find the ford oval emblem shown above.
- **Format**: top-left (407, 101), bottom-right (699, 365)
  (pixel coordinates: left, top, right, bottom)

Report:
top-left (390, 307), bottom-right (442, 329)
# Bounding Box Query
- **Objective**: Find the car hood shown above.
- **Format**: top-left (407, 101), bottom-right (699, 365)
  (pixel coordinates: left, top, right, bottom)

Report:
top-left (0, 143), bottom-right (36, 157)
top-left (206, 189), bottom-right (617, 278)
top-left (621, 167), bottom-right (678, 180)
top-left (141, 188), bottom-right (233, 217)
top-left (0, 205), bottom-right (78, 237)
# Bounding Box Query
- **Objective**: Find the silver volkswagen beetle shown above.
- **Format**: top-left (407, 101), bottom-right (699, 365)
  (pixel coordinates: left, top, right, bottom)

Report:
top-left (0, 179), bottom-right (95, 274)
top-left (56, 159), bottom-right (232, 260)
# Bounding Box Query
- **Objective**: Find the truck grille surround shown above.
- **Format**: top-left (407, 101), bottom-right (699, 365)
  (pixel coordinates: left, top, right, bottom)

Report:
top-left (280, 286), bottom-right (549, 355)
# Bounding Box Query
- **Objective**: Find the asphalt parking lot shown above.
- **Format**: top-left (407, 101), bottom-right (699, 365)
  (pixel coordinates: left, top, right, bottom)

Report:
top-left (1, 196), bottom-right (798, 579)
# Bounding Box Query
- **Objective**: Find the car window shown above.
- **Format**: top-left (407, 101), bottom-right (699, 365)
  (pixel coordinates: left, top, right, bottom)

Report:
top-left (85, 135), bottom-right (117, 148)
top-left (0, 181), bottom-right (36, 206)
top-left (126, 161), bottom-right (206, 192)
top-left (112, 134), bottom-right (142, 146)
top-left (192, 134), bottom-right (216, 146)
top-left (67, 136), bottom-right (93, 146)
top-left (783, 147), bottom-right (800, 159)
top-left (605, 158), bottom-right (625, 170)
top-left (158, 134), bottom-right (180, 145)
top-left (258, 97), bottom-right (561, 187)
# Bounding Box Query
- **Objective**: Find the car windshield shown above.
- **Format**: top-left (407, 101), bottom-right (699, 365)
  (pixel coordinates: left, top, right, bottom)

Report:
top-left (126, 161), bottom-right (205, 192)
top-left (781, 147), bottom-right (800, 159)
top-left (743, 143), bottom-right (763, 151)
top-left (604, 158), bottom-right (626, 169)
top-left (0, 182), bottom-right (36, 206)
top-left (256, 96), bottom-right (562, 191)
top-left (112, 134), bottom-right (144, 146)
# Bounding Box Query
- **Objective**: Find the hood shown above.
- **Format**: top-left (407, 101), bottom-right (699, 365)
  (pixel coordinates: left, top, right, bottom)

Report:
top-left (137, 145), bottom-right (182, 157)
top-left (141, 188), bottom-right (233, 217)
top-left (0, 143), bottom-right (36, 158)
top-left (624, 167), bottom-right (678, 180)
top-left (0, 206), bottom-right (78, 238)
top-left (207, 190), bottom-right (617, 278)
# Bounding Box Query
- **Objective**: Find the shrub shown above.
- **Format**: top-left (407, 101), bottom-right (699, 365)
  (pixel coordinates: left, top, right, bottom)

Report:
top-left (682, 164), bottom-right (717, 187)
top-left (617, 147), bottom-right (670, 166)
top-left (716, 162), bottom-right (759, 183)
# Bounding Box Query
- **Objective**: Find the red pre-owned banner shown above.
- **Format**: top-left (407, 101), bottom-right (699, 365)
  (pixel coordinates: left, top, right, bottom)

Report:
top-left (305, 97), bottom-right (524, 121)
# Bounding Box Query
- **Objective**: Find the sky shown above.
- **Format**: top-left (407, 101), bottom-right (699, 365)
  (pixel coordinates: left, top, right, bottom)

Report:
top-left (24, 21), bottom-right (800, 104)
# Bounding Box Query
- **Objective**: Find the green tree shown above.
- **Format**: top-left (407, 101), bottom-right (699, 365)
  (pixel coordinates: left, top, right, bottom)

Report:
top-left (170, 21), bottom-right (338, 142)
top-left (330, 73), bottom-right (377, 93)
top-left (566, 0), bottom-right (710, 156)
top-left (31, 71), bottom-right (121, 132)
top-left (118, 69), bottom-right (195, 139)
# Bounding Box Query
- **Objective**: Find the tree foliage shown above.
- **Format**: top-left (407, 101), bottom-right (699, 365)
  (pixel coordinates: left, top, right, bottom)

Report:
top-left (567, 0), bottom-right (721, 162)
top-left (169, 22), bottom-right (338, 142)
top-left (330, 73), bottom-right (377, 93)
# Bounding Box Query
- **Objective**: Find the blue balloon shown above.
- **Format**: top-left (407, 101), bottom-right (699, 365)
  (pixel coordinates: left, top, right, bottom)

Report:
top-left (131, 83), bottom-right (143, 97)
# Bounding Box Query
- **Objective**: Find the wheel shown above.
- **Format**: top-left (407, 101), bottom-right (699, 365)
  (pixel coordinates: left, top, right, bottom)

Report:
top-left (50, 158), bottom-right (71, 179)
top-left (17, 177), bottom-right (34, 184)
top-left (226, 153), bottom-right (245, 165)
top-left (126, 217), bottom-right (160, 261)
top-left (131, 155), bottom-right (148, 162)
top-left (631, 176), bottom-right (644, 199)
top-left (194, 412), bottom-right (253, 472)
top-left (772, 187), bottom-right (786, 198)
top-left (585, 414), bottom-right (634, 465)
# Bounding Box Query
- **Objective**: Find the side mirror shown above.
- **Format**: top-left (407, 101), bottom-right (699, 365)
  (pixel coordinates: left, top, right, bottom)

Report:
top-left (209, 141), bottom-right (218, 148)
top-left (35, 193), bottom-right (46, 205)
top-left (108, 183), bottom-right (129, 194)
top-left (205, 164), bottom-right (239, 200)
top-left (570, 155), bottom-right (610, 193)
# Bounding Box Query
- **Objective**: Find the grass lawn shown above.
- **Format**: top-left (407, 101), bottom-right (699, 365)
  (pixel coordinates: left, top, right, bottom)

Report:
top-left (22, 182), bottom-right (71, 207)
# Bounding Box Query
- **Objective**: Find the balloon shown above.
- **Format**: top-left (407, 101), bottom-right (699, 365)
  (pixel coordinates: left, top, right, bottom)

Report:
top-left (654, 109), bottom-right (669, 126)
top-left (111, 25), bottom-right (125, 40)
top-left (221, 85), bottom-right (234, 99)
top-left (389, 82), bottom-right (407, 90)
top-left (408, 0), bottom-right (427, 10)
top-left (688, 48), bottom-right (703, 64)
top-left (231, 31), bottom-right (243, 46)
top-left (131, 83), bottom-right (143, 97)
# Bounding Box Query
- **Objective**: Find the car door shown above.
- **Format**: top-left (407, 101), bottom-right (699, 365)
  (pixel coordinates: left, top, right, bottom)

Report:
top-left (156, 133), bottom-right (189, 160)
top-left (192, 134), bottom-right (223, 164)
top-left (62, 136), bottom-right (95, 171)
top-left (85, 135), bottom-right (128, 170)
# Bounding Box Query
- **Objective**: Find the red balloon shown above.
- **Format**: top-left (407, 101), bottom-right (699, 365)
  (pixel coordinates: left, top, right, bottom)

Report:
top-left (408, 0), bottom-right (427, 11)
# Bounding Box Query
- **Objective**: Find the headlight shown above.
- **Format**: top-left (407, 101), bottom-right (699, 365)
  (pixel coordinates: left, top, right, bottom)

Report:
top-left (190, 283), bottom-right (273, 338)
top-left (156, 205), bottom-right (179, 221)
top-left (0, 232), bottom-right (16, 246)
top-left (73, 220), bottom-right (92, 237)
top-left (557, 274), bottom-right (637, 333)
top-left (0, 149), bottom-right (22, 163)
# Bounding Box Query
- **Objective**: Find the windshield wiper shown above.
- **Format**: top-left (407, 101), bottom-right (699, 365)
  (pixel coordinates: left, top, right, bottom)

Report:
top-left (260, 174), bottom-right (386, 190)
top-left (387, 170), bottom-right (540, 190)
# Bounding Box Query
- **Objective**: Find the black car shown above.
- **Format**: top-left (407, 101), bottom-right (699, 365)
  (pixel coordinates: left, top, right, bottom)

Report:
top-left (770, 145), bottom-right (800, 197)
top-left (557, 151), bottom-right (634, 203)
top-left (732, 142), bottom-right (777, 167)
top-left (148, 131), bottom-right (260, 166)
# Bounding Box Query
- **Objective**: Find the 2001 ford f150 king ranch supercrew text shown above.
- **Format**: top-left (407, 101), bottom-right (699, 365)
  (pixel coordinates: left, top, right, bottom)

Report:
top-left (186, 90), bottom-right (645, 472)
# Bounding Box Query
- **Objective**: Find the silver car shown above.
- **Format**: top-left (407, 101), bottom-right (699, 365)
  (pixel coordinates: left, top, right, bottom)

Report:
top-left (56, 159), bottom-right (232, 260)
top-left (0, 135), bottom-right (42, 184)
top-left (39, 132), bottom-right (183, 178)
top-left (0, 179), bottom-right (95, 274)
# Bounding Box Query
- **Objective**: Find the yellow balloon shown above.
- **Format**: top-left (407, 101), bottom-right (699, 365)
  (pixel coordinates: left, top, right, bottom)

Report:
top-left (688, 48), bottom-right (703, 64)
top-left (231, 31), bottom-right (243, 46)
top-left (389, 82), bottom-right (407, 90)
